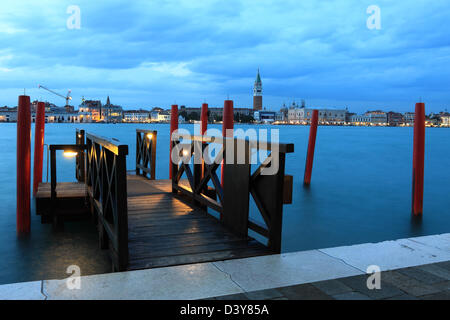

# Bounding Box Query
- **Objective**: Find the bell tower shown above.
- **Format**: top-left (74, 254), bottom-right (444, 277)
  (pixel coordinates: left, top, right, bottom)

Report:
top-left (253, 68), bottom-right (262, 110)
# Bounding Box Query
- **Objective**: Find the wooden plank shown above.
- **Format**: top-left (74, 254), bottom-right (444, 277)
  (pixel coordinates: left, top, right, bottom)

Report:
top-left (129, 239), bottom-right (262, 260)
top-left (128, 244), bottom-right (270, 270)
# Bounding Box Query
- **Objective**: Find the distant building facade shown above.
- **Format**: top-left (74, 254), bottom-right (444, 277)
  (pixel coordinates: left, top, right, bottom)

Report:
top-left (440, 113), bottom-right (450, 126)
top-left (123, 110), bottom-right (150, 123)
top-left (79, 99), bottom-right (102, 121)
top-left (351, 111), bottom-right (387, 126)
top-left (403, 112), bottom-right (415, 126)
top-left (387, 112), bottom-right (404, 126)
top-left (254, 111), bottom-right (276, 123)
top-left (288, 104), bottom-right (346, 124)
top-left (150, 110), bottom-right (171, 122)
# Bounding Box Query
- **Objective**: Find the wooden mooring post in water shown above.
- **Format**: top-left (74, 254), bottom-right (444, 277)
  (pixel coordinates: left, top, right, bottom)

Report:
top-left (33, 102), bottom-right (46, 196)
top-left (169, 104), bottom-right (178, 179)
top-left (17, 95), bottom-right (31, 234)
top-left (412, 102), bottom-right (425, 217)
top-left (304, 109), bottom-right (319, 186)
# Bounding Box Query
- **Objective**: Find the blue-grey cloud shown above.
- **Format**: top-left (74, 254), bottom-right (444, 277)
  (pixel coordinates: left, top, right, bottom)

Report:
top-left (0, 0), bottom-right (449, 113)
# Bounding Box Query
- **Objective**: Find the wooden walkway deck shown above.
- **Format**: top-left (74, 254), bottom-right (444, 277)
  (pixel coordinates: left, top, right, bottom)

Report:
top-left (34, 129), bottom-right (293, 272)
top-left (126, 175), bottom-right (271, 270)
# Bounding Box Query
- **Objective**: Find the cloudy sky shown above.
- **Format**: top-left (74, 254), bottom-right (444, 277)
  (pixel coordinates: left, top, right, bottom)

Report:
top-left (0, 0), bottom-right (449, 113)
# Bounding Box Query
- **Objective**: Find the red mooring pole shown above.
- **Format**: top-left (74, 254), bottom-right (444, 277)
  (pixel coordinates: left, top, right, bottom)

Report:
top-left (169, 104), bottom-right (178, 179)
top-left (33, 102), bottom-right (45, 196)
top-left (304, 109), bottom-right (319, 186)
top-left (221, 100), bottom-right (234, 186)
top-left (17, 95), bottom-right (31, 234)
top-left (201, 103), bottom-right (208, 136)
top-left (200, 103), bottom-right (208, 178)
top-left (412, 102), bottom-right (425, 217)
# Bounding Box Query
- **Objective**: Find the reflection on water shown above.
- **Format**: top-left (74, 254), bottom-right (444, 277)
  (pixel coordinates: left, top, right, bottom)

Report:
top-left (0, 123), bottom-right (449, 284)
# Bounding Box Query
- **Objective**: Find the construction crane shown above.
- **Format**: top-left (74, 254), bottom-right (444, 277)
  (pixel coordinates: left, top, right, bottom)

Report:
top-left (38, 84), bottom-right (72, 107)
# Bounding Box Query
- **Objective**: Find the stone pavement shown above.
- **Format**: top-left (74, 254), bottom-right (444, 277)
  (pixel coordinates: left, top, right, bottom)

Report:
top-left (1, 233), bottom-right (449, 300)
top-left (210, 261), bottom-right (450, 300)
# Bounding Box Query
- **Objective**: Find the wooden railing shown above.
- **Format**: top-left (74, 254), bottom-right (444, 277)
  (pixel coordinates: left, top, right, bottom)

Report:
top-left (85, 133), bottom-right (129, 271)
top-left (171, 134), bottom-right (294, 253)
top-left (135, 129), bottom-right (157, 180)
top-left (75, 129), bottom-right (85, 182)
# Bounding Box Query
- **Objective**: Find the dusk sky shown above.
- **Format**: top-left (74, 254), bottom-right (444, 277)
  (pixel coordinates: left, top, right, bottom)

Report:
top-left (0, 0), bottom-right (449, 113)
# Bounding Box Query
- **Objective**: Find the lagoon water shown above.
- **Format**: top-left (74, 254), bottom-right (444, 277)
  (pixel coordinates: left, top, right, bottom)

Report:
top-left (1, 123), bottom-right (449, 284)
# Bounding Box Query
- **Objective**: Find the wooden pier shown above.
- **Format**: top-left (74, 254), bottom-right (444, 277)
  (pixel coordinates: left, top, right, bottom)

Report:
top-left (35, 129), bottom-right (294, 271)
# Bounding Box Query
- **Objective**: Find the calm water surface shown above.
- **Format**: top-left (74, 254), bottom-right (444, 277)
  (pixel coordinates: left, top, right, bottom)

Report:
top-left (0, 123), bottom-right (449, 284)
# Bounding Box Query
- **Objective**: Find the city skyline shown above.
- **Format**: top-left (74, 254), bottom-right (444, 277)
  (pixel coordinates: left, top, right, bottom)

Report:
top-left (0, 1), bottom-right (449, 112)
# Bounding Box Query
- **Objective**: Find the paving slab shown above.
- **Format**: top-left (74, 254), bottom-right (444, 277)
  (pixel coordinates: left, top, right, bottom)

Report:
top-left (43, 263), bottom-right (243, 300)
top-left (212, 250), bottom-right (363, 292)
top-left (277, 284), bottom-right (333, 300)
top-left (409, 234), bottom-right (450, 252)
top-left (339, 274), bottom-right (404, 299)
top-left (416, 264), bottom-right (450, 281)
top-left (398, 267), bottom-right (447, 284)
top-left (320, 236), bottom-right (450, 272)
top-left (244, 288), bottom-right (284, 300)
top-left (312, 279), bottom-right (354, 296)
top-left (381, 270), bottom-right (441, 297)
top-left (0, 281), bottom-right (45, 300)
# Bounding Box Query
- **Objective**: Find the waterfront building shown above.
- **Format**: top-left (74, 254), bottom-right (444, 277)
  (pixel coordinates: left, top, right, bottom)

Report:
top-left (0, 107), bottom-right (17, 122)
top-left (403, 112), bottom-right (415, 126)
top-left (440, 113), bottom-right (450, 127)
top-left (123, 110), bottom-right (151, 123)
top-left (275, 111), bottom-right (286, 122)
top-left (288, 104), bottom-right (346, 124)
top-left (253, 69), bottom-right (263, 110)
top-left (254, 110), bottom-right (276, 123)
top-left (351, 111), bottom-right (387, 126)
top-left (101, 96), bottom-right (123, 123)
top-left (79, 99), bottom-right (102, 122)
top-left (40, 111), bottom-right (91, 123)
top-left (179, 105), bottom-right (253, 121)
top-left (351, 114), bottom-right (370, 125)
top-left (387, 112), bottom-right (404, 126)
top-left (365, 111), bottom-right (388, 125)
top-left (150, 110), bottom-right (171, 122)
top-left (345, 112), bottom-right (356, 124)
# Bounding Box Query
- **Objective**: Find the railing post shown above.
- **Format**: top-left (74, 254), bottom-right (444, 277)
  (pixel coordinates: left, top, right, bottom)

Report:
top-left (268, 152), bottom-right (286, 253)
top-left (171, 140), bottom-right (179, 194)
top-left (116, 146), bottom-right (129, 271)
top-left (75, 129), bottom-right (85, 182)
top-left (98, 143), bottom-right (108, 250)
top-left (150, 131), bottom-right (157, 180)
top-left (222, 139), bottom-right (250, 236)
top-left (135, 131), bottom-right (140, 176)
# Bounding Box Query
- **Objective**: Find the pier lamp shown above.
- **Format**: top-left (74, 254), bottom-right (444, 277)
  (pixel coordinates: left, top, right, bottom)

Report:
top-left (146, 133), bottom-right (153, 139)
top-left (63, 151), bottom-right (78, 158)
